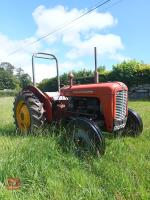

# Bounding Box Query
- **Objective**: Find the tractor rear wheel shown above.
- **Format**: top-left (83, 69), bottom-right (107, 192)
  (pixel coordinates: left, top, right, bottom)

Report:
top-left (13, 90), bottom-right (45, 133)
top-left (123, 108), bottom-right (143, 136)
top-left (67, 118), bottom-right (105, 156)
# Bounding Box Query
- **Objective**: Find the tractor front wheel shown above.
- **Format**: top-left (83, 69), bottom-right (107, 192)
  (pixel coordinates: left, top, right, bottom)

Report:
top-left (67, 118), bottom-right (105, 156)
top-left (13, 90), bottom-right (45, 133)
top-left (123, 108), bottom-right (143, 136)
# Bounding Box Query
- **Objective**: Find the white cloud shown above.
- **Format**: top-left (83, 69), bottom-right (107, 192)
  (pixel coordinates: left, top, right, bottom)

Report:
top-left (59, 60), bottom-right (85, 73)
top-left (32, 5), bottom-right (116, 40)
top-left (31, 63), bottom-right (57, 83)
top-left (0, 5), bottom-right (128, 83)
top-left (66, 34), bottom-right (124, 59)
top-left (32, 5), bottom-right (125, 62)
top-left (0, 32), bottom-right (41, 70)
top-left (0, 32), bottom-right (86, 82)
top-left (110, 53), bottom-right (130, 62)
top-left (0, 33), bottom-right (58, 82)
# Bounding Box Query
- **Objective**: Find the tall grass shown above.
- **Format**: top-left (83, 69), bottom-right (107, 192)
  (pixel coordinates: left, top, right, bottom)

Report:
top-left (0, 97), bottom-right (150, 200)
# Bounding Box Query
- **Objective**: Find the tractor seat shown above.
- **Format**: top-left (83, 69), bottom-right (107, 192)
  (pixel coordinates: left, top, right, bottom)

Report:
top-left (44, 92), bottom-right (67, 101)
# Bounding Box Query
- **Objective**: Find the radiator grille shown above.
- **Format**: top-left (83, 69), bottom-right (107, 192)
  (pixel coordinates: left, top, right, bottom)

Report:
top-left (115, 90), bottom-right (127, 120)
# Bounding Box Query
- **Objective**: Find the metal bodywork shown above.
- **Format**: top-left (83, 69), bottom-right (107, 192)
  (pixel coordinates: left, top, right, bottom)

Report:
top-left (27, 50), bottom-right (129, 133)
top-left (24, 81), bottom-right (128, 133)
top-left (60, 82), bottom-right (128, 132)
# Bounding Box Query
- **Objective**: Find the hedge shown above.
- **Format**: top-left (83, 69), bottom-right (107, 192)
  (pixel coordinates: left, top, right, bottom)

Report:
top-left (38, 61), bottom-right (150, 92)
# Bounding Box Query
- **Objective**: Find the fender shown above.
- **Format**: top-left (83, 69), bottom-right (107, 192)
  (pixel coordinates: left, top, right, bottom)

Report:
top-left (24, 85), bottom-right (52, 122)
top-left (67, 117), bottom-right (105, 155)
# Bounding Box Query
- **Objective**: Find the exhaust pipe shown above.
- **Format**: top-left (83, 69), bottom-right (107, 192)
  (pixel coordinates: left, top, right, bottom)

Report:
top-left (94, 47), bottom-right (99, 83)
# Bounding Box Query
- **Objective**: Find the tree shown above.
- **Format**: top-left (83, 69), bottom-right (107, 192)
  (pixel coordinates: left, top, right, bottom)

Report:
top-left (16, 68), bottom-right (32, 88)
top-left (0, 62), bottom-right (32, 90)
top-left (97, 65), bottom-right (106, 73)
top-left (111, 60), bottom-right (150, 86)
top-left (73, 69), bottom-right (93, 78)
top-left (0, 62), bottom-right (15, 75)
top-left (38, 69), bottom-right (94, 92)
top-left (0, 67), bottom-right (17, 89)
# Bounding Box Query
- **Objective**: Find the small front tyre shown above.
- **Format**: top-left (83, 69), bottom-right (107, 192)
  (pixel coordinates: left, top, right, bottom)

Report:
top-left (123, 108), bottom-right (143, 136)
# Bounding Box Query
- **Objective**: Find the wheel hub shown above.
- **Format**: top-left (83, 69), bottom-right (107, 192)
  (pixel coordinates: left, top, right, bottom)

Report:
top-left (16, 100), bottom-right (31, 132)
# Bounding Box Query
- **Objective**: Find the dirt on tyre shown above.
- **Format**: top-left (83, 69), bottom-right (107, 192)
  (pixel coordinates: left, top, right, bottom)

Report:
top-left (13, 90), bottom-right (46, 134)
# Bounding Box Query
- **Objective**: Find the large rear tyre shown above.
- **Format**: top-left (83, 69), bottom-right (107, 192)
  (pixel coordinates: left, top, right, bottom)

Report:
top-left (123, 108), bottom-right (143, 136)
top-left (13, 90), bottom-right (45, 133)
top-left (67, 118), bottom-right (105, 156)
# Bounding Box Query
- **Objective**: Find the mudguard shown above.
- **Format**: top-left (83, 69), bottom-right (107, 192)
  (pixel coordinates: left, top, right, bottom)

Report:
top-left (124, 108), bottom-right (143, 136)
top-left (67, 117), bottom-right (105, 156)
top-left (24, 85), bottom-right (52, 122)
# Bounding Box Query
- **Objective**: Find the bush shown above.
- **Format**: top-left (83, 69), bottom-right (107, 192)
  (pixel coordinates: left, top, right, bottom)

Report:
top-left (38, 61), bottom-right (150, 91)
top-left (110, 60), bottom-right (150, 87)
top-left (38, 78), bottom-right (58, 92)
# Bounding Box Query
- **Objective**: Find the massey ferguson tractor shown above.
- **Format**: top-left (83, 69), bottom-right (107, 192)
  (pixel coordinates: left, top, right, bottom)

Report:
top-left (13, 49), bottom-right (143, 156)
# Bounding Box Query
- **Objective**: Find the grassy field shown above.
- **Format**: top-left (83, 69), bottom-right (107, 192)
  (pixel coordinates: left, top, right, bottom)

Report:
top-left (0, 97), bottom-right (150, 200)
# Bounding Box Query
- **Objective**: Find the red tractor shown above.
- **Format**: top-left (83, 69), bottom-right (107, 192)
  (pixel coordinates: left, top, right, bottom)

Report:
top-left (13, 51), bottom-right (143, 156)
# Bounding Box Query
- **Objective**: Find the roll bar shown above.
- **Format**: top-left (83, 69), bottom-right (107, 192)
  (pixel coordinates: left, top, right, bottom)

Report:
top-left (32, 52), bottom-right (60, 92)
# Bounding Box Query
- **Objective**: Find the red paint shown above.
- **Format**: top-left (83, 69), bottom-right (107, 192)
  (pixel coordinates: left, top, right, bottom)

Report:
top-left (61, 82), bottom-right (128, 132)
top-left (25, 86), bottom-right (52, 122)
top-left (25, 81), bottom-right (128, 133)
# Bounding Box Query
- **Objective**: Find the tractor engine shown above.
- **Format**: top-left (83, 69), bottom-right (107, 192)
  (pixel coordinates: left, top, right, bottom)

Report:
top-left (67, 97), bottom-right (104, 123)
top-left (61, 81), bottom-right (128, 132)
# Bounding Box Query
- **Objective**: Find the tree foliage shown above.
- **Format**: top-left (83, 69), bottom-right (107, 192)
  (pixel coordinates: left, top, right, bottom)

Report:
top-left (38, 69), bottom-right (93, 92)
top-left (0, 62), bottom-right (32, 90)
top-left (16, 67), bottom-right (32, 89)
top-left (97, 65), bottom-right (106, 73)
top-left (110, 60), bottom-right (150, 86)
top-left (38, 60), bottom-right (150, 92)
top-left (0, 63), bottom-right (17, 89)
top-left (0, 62), bottom-right (15, 74)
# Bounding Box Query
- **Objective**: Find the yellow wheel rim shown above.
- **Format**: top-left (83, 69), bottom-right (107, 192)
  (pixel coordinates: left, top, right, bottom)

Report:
top-left (16, 100), bottom-right (31, 132)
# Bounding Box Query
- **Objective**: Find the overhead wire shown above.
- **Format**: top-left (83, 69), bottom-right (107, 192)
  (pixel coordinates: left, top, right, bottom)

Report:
top-left (7, 0), bottom-right (111, 57)
top-left (6, 0), bottom-right (124, 58)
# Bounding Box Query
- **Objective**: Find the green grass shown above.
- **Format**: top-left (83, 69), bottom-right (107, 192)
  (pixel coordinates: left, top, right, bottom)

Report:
top-left (0, 97), bottom-right (14, 126)
top-left (0, 97), bottom-right (150, 200)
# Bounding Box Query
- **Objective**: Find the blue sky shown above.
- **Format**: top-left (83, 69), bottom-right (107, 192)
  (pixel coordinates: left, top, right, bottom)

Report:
top-left (0, 0), bottom-right (149, 82)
